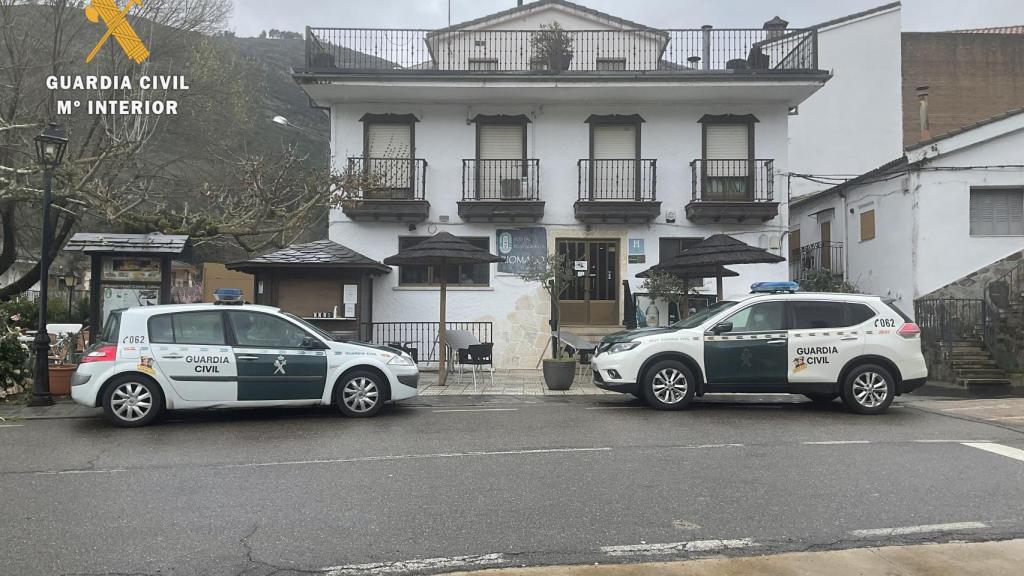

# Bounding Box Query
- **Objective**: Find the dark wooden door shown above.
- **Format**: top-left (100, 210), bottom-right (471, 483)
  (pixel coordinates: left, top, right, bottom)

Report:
top-left (557, 239), bottom-right (619, 325)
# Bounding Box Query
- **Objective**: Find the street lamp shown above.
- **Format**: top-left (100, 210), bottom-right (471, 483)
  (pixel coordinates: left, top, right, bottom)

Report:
top-left (61, 269), bottom-right (78, 322)
top-left (30, 122), bottom-right (68, 407)
top-left (271, 114), bottom-right (329, 142)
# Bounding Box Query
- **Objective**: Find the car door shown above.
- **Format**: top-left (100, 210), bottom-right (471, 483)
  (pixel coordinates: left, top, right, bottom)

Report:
top-left (149, 311), bottom-right (237, 402)
top-left (787, 300), bottom-right (868, 388)
top-left (703, 300), bottom-right (789, 390)
top-left (226, 310), bottom-right (329, 402)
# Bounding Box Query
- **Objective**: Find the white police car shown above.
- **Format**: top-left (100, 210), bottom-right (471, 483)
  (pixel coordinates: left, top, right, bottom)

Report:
top-left (591, 283), bottom-right (927, 414)
top-left (71, 301), bottom-right (418, 427)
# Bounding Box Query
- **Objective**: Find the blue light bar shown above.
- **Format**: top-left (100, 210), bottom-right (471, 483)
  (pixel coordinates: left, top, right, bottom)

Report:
top-left (213, 288), bottom-right (244, 304)
top-left (751, 281), bottom-right (800, 294)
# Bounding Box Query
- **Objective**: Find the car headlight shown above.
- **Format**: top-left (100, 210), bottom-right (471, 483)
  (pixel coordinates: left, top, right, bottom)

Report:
top-left (387, 354), bottom-right (415, 367)
top-left (607, 341), bottom-right (641, 354)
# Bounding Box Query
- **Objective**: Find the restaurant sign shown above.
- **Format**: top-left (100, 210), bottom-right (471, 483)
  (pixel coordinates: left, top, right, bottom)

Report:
top-left (496, 227), bottom-right (547, 275)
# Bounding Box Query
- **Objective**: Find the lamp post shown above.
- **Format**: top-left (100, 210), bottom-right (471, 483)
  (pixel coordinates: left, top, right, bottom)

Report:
top-left (61, 269), bottom-right (78, 322)
top-left (29, 122), bottom-right (69, 407)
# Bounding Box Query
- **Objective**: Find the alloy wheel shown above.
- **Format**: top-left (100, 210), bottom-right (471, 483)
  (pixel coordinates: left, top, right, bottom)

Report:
top-left (342, 377), bottom-right (380, 413)
top-left (110, 382), bottom-right (153, 421)
top-left (652, 368), bottom-right (688, 404)
top-left (852, 371), bottom-right (889, 408)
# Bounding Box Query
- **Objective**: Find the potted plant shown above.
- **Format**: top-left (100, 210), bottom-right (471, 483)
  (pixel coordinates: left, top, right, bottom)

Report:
top-left (47, 329), bottom-right (79, 397)
top-left (530, 22), bottom-right (574, 71)
top-left (516, 253), bottom-right (578, 390)
top-left (641, 270), bottom-right (696, 325)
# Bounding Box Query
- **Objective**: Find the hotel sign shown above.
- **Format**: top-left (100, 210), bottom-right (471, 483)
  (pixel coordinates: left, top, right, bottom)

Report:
top-left (496, 227), bottom-right (547, 275)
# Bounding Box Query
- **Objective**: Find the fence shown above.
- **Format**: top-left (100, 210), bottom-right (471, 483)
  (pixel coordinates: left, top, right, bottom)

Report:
top-left (983, 259), bottom-right (1024, 370)
top-left (346, 157), bottom-right (428, 200)
top-left (690, 159), bottom-right (774, 203)
top-left (790, 241), bottom-right (844, 280)
top-left (305, 28), bottom-right (818, 73)
top-left (577, 159), bottom-right (656, 201)
top-left (462, 159), bottom-right (540, 200)
top-left (914, 298), bottom-right (987, 343)
top-left (361, 321), bottom-right (493, 365)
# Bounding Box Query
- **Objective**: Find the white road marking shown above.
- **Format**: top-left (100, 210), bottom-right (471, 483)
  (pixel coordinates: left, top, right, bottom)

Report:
top-left (802, 440), bottom-right (871, 445)
top-left (942, 405), bottom-right (1013, 412)
top-left (988, 416), bottom-right (1024, 421)
top-left (432, 408), bottom-right (519, 413)
top-left (962, 442), bottom-right (1024, 463)
top-left (912, 439), bottom-right (997, 443)
top-left (676, 443), bottom-right (745, 449)
top-left (601, 538), bottom-right (756, 557)
top-left (585, 406), bottom-right (642, 410)
top-left (849, 522), bottom-right (988, 538)
top-left (221, 446), bottom-right (614, 469)
top-left (323, 553), bottom-right (505, 576)
top-left (34, 468), bottom-right (125, 476)
top-left (0, 424), bottom-right (24, 428)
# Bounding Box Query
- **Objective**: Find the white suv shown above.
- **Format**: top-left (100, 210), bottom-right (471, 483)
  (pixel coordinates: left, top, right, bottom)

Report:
top-left (591, 292), bottom-right (927, 414)
top-left (71, 304), bottom-right (418, 427)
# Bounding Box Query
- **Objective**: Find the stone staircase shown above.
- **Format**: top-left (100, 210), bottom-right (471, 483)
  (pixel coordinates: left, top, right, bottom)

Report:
top-left (949, 340), bottom-right (1012, 386)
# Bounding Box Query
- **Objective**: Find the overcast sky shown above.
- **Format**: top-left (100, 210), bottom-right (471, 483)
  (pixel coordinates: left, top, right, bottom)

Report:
top-left (229, 0), bottom-right (1023, 37)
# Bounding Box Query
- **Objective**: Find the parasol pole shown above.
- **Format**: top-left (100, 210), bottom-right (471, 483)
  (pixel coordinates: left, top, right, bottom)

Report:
top-left (438, 259), bottom-right (448, 386)
top-left (716, 273), bottom-right (724, 301)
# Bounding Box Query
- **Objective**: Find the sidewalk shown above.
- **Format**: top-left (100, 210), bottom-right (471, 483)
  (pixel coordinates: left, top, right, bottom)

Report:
top-left (446, 539), bottom-right (1024, 576)
top-left (0, 398), bottom-right (99, 420)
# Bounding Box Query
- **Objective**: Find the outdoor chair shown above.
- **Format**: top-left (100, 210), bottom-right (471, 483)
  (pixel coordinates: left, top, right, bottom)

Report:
top-left (456, 342), bottom-right (494, 389)
top-left (558, 331), bottom-right (598, 381)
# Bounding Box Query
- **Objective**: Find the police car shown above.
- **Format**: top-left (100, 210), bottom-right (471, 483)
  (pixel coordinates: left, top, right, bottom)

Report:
top-left (591, 283), bottom-right (927, 414)
top-left (71, 299), bottom-right (418, 427)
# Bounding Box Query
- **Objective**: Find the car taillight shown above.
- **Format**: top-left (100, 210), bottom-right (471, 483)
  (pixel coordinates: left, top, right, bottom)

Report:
top-left (81, 344), bottom-right (117, 363)
top-left (897, 323), bottom-right (921, 338)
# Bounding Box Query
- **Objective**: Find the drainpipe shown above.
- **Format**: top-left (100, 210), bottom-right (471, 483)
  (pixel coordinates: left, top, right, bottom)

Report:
top-left (840, 192), bottom-right (850, 280)
top-left (917, 85), bottom-right (930, 141)
top-left (701, 25), bottom-right (712, 71)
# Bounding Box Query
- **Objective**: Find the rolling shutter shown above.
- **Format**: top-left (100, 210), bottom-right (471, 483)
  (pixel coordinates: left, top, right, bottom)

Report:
top-left (971, 189), bottom-right (1024, 236)
top-left (705, 124), bottom-right (749, 177)
top-left (592, 125), bottom-right (636, 159)
top-left (479, 124), bottom-right (523, 159)
top-left (592, 125), bottom-right (637, 199)
top-left (367, 124), bottom-right (411, 158)
top-left (478, 124), bottom-right (525, 198)
top-left (366, 123), bottom-right (412, 193)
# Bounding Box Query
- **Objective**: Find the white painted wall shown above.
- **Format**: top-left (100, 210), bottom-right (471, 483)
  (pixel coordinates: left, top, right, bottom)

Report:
top-left (787, 5), bottom-right (903, 199)
top-left (330, 102), bottom-right (792, 367)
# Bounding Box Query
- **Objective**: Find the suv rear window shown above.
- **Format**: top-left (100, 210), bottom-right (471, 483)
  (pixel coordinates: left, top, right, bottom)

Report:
top-left (845, 303), bottom-right (877, 325)
top-left (100, 310), bottom-right (123, 343)
top-left (884, 299), bottom-right (912, 322)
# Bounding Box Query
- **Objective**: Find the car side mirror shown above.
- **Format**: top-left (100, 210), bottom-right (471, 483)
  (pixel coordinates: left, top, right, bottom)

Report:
top-left (711, 321), bottom-right (733, 335)
top-left (301, 335), bottom-right (322, 349)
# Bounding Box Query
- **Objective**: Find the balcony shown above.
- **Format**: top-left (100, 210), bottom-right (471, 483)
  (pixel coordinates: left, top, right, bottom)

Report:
top-left (458, 159), bottom-right (544, 222)
top-left (685, 159), bottom-right (778, 223)
top-left (303, 28), bottom-right (818, 74)
top-left (341, 158), bottom-right (429, 223)
top-left (575, 159), bottom-right (660, 223)
top-left (790, 241), bottom-right (844, 280)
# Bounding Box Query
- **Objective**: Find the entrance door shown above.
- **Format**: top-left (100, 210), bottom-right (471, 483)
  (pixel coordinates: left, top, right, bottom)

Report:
top-left (557, 239), bottom-right (619, 325)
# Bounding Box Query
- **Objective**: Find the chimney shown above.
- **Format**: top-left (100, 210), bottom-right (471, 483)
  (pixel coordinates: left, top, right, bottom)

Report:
top-left (763, 16), bottom-right (789, 39)
top-left (701, 25), bottom-right (713, 71)
top-left (917, 85), bottom-right (930, 141)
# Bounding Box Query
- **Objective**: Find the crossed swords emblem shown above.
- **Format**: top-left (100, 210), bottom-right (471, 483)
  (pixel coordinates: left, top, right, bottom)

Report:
top-left (273, 356), bottom-right (287, 375)
top-left (84, 0), bottom-right (150, 64)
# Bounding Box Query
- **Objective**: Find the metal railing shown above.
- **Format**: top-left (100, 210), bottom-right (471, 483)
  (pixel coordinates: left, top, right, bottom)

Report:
top-left (790, 241), bottom-right (844, 280)
top-left (983, 258), bottom-right (1024, 369)
top-left (360, 321), bottom-right (493, 365)
top-left (577, 159), bottom-right (656, 201)
top-left (462, 159), bottom-right (540, 200)
top-left (345, 157), bottom-right (427, 200)
top-left (691, 159), bottom-right (774, 202)
top-left (304, 28), bottom-right (818, 73)
top-left (914, 298), bottom-right (987, 344)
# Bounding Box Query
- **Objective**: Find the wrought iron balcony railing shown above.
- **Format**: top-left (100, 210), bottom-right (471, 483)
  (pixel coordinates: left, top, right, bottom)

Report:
top-left (690, 159), bottom-right (774, 203)
top-left (577, 159), bottom-right (657, 202)
top-left (304, 28), bottom-right (818, 73)
top-left (345, 157), bottom-right (427, 200)
top-left (462, 159), bottom-right (540, 200)
top-left (790, 241), bottom-right (844, 280)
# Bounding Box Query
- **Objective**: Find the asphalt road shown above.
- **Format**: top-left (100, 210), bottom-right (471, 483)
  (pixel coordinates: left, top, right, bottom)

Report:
top-left (2, 392), bottom-right (1023, 576)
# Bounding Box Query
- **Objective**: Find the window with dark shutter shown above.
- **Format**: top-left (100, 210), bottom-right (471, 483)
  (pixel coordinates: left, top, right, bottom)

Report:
top-left (970, 188), bottom-right (1024, 236)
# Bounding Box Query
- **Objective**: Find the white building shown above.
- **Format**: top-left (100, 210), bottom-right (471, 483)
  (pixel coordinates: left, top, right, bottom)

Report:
top-left (293, 0), bottom-right (830, 368)
top-left (789, 108), bottom-right (1024, 318)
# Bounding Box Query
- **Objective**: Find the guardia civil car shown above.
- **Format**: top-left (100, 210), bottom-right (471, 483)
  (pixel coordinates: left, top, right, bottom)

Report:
top-left (71, 303), bottom-right (418, 427)
top-left (592, 286), bottom-right (927, 414)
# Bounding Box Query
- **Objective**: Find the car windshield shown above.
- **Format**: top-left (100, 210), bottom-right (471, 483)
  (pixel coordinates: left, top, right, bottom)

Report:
top-left (671, 300), bottom-right (739, 329)
top-left (283, 313), bottom-right (336, 341)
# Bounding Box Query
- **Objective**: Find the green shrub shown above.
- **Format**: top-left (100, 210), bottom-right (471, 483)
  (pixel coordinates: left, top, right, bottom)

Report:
top-left (799, 269), bottom-right (859, 293)
top-left (0, 330), bottom-right (30, 399)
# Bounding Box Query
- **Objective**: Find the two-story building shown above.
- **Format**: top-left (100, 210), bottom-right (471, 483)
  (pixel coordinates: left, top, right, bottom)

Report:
top-left (292, 0), bottom-right (830, 368)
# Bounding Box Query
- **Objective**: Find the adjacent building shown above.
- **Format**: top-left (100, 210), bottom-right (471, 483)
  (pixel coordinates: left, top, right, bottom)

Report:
top-left (292, 0), bottom-right (830, 368)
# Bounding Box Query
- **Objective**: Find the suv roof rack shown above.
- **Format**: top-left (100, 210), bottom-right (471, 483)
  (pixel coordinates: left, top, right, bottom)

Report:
top-left (750, 281), bottom-right (800, 294)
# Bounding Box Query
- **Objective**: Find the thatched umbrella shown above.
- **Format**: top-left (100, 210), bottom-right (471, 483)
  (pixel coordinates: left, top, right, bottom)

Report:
top-left (636, 265), bottom-right (739, 320)
top-left (658, 234), bottom-right (785, 300)
top-left (383, 232), bottom-right (502, 386)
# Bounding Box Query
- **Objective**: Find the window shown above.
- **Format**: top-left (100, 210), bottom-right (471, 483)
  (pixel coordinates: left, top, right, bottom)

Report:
top-left (101, 310), bottom-right (123, 344)
top-left (468, 58), bottom-right (498, 70)
top-left (229, 311), bottom-right (312, 348)
top-left (589, 118), bottom-right (641, 199)
top-left (659, 237), bottom-right (703, 288)
top-left (148, 312), bottom-right (225, 345)
top-left (398, 236), bottom-right (490, 287)
top-left (970, 188), bottom-right (1024, 236)
top-left (723, 302), bottom-right (786, 333)
top-left (596, 58), bottom-right (626, 71)
top-left (860, 209), bottom-right (876, 241)
top-left (701, 115), bottom-right (756, 201)
top-left (845, 303), bottom-right (876, 325)
top-left (791, 301), bottom-right (846, 330)
top-left (360, 114), bottom-right (416, 199)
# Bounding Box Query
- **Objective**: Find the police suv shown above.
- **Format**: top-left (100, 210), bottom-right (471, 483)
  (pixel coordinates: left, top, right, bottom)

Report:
top-left (71, 301), bottom-right (418, 427)
top-left (591, 284), bottom-right (927, 414)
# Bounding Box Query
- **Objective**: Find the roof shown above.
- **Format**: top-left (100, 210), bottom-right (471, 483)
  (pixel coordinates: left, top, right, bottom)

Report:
top-left (950, 25), bottom-right (1024, 34)
top-left (806, 1), bottom-right (900, 32)
top-left (63, 233), bottom-right (189, 254)
top-left (791, 156), bottom-right (909, 208)
top-left (723, 292), bottom-right (886, 303)
top-left (227, 240), bottom-right (390, 273)
top-left (906, 107), bottom-right (1024, 151)
top-left (122, 303), bottom-right (281, 315)
top-left (383, 232), bottom-right (502, 266)
top-left (426, 0), bottom-right (662, 37)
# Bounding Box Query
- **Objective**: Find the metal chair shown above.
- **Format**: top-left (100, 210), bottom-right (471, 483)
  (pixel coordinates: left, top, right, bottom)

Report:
top-left (456, 342), bottom-right (494, 389)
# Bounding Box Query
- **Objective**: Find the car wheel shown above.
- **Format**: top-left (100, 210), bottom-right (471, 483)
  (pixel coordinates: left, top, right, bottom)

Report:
top-left (841, 364), bottom-right (895, 415)
top-left (335, 371), bottom-right (386, 418)
top-left (804, 393), bottom-right (839, 404)
top-left (102, 375), bottom-right (163, 427)
top-left (642, 360), bottom-right (696, 411)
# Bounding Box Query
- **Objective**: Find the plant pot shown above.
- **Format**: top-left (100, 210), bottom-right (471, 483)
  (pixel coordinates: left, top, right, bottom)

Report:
top-left (48, 364), bottom-right (77, 396)
top-left (549, 53), bottom-right (573, 71)
top-left (542, 358), bottom-right (575, 390)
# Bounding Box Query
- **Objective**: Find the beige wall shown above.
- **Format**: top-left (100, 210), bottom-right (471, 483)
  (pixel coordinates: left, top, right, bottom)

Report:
top-left (202, 263), bottom-right (255, 303)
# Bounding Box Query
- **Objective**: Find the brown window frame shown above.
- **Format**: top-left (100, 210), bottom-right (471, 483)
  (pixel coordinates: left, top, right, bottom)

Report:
top-left (859, 208), bottom-right (876, 242)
